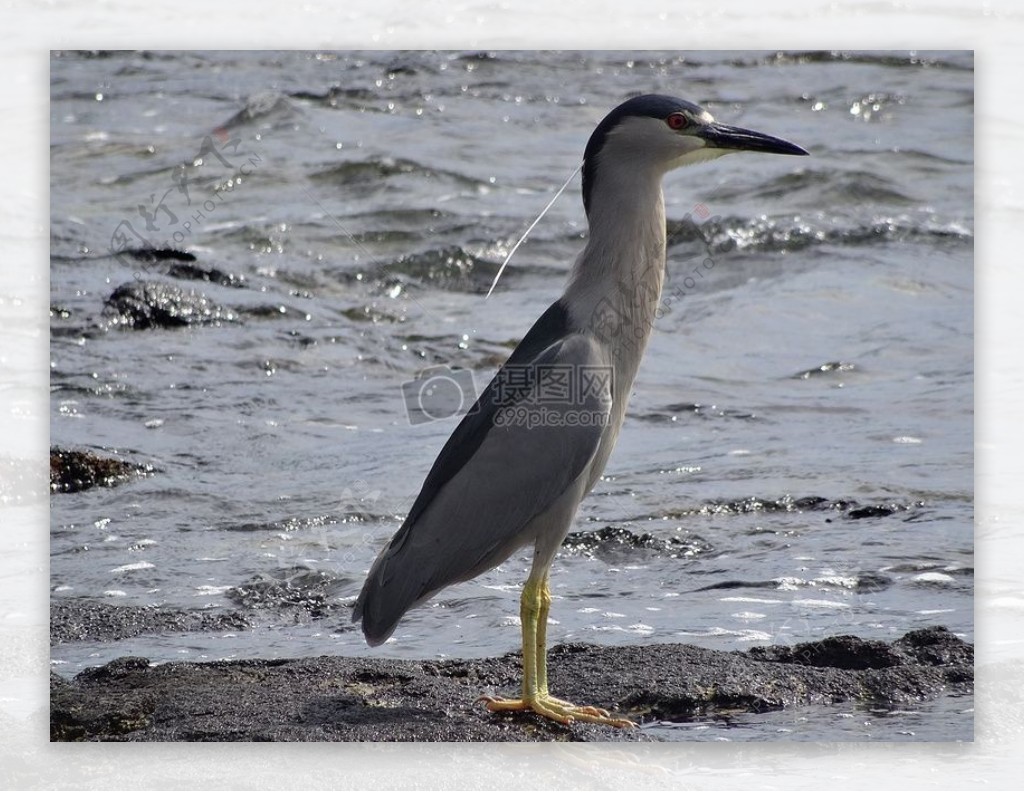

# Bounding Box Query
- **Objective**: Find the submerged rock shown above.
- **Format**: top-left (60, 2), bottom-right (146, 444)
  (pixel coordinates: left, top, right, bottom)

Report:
top-left (633, 495), bottom-right (923, 521)
top-left (103, 280), bottom-right (236, 329)
top-left (50, 600), bottom-right (250, 644)
top-left (50, 626), bottom-right (971, 742)
top-left (166, 261), bottom-right (246, 288)
top-left (49, 446), bottom-right (151, 494)
top-left (226, 567), bottom-right (345, 620)
top-left (117, 247), bottom-right (196, 264)
top-left (562, 525), bottom-right (712, 561)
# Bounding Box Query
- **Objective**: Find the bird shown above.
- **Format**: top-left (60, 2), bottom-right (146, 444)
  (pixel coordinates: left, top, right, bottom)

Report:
top-left (353, 94), bottom-right (808, 727)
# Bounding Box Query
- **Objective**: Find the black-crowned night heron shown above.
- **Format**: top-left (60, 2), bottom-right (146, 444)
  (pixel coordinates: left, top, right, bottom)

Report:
top-left (353, 94), bottom-right (808, 727)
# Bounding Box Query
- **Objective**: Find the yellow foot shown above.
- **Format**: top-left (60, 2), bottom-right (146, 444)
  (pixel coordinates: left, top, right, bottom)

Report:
top-left (477, 694), bottom-right (635, 728)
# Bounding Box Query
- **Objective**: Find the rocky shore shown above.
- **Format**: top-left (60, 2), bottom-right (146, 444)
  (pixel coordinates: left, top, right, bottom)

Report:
top-left (51, 623), bottom-right (971, 742)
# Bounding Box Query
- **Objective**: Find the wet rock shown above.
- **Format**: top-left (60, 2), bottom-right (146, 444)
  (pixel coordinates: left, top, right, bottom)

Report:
top-left (893, 625), bottom-right (973, 667)
top-left (226, 567), bottom-right (344, 620)
top-left (110, 248), bottom-right (243, 287)
top-left (50, 627), bottom-right (971, 742)
top-left (792, 361), bottom-right (857, 379)
top-left (103, 280), bottom-right (236, 329)
top-left (693, 572), bottom-right (895, 595)
top-left (640, 495), bottom-right (919, 521)
top-left (637, 403), bottom-right (758, 422)
top-left (118, 247), bottom-right (196, 264)
top-left (49, 446), bottom-right (151, 493)
top-left (687, 495), bottom-right (846, 516)
top-left (237, 303), bottom-right (307, 320)
top-left (214, 91), bottom-right (298, 132)
top-left (746, 634), bottom-right (902, 670)
top-left (562, 526), bottom-right (712, 561)
top-left (50, 600), bottom-right (250, 644)
top-left (853, 572), bottom-right (895, 592)
top-left (167, 261), bottom-right (246, 288)
top-left (847, 504), bottom-right (903, 519)
top-left (288, 85), bottom-right (379, 107)
top-left (693, 579), bottom-right (782, 593)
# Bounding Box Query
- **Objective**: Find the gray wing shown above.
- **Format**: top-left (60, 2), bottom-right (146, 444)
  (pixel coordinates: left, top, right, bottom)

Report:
top-left (353, 325), bottom-right (612, 645)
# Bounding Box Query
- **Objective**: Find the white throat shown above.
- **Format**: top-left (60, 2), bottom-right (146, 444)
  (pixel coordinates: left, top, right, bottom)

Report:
top-left (564, 161), bottom-right (668, 386)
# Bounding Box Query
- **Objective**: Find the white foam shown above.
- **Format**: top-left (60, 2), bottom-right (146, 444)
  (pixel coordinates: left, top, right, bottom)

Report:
top-left (111, 561), bottom-right (155, 573)
top-left (912, 571), bottom-right (956, 585)
top-left (790, 598), bottom-right (850, 609)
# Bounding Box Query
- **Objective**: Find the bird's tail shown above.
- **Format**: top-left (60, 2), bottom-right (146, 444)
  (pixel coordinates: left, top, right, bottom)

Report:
top-left (351, 532), bottom-right (432, 647)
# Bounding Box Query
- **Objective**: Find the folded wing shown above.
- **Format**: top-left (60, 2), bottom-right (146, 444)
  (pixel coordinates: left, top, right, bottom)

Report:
top-left (353, 304), bottom-right (611, 645)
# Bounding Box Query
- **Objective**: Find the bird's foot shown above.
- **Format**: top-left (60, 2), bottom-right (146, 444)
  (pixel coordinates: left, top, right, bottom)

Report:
top-left (477, 694), bottom-right (635, 728)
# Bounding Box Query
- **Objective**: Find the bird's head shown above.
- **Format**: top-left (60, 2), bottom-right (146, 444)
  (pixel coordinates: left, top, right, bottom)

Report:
top-left (582, 94), bottom-right (808, 216)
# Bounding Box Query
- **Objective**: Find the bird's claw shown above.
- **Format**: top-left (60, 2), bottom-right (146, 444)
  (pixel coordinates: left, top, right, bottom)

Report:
top-left (477, 693), bottom-right (635, 728)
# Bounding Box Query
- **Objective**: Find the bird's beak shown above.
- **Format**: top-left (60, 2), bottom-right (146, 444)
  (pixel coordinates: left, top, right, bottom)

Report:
top-left (698, 122), bottom-right (809, 156)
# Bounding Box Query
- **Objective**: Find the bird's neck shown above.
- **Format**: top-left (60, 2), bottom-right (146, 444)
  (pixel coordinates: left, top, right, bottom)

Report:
top-left (564, 169), bottom-right (667, 381)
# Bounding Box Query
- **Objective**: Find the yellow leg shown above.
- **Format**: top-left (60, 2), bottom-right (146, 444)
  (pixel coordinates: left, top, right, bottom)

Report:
top-left (534, 576), bottom-right (552, 696)
top-left (478, 572), bottom-right (634, 728)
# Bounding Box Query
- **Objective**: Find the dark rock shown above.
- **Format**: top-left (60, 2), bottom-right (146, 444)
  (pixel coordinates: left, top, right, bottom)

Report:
top-left (167, 261), bottom-right (245, 288)
top-left (847, 504), bottom-right (900, 519)
top-left (562, 526), bottom-right (712, 561)
top-left (639, 495), bottom-right (918, 521)
top-left (103, 280), bottom-right (236, 329)
top-left (226, 567), bottom-right (344, 620)
top-left (50, 600), bottom-right (251, 644)
top-left (854, 572), bottom-right (895, 592)
top-left (77, 656), bottom-right (153, 681)
top-left (49, 446), bottom-right (151, 493)
top-left (692, 579), bottom-right (781, 592)
top-left (120, 248), bottom-right (197, 263)
top-left (792, 361), bottom-right (857, 379)
top-left (746, 634), bottom-right (902, 670)
top-left (681, 495), bottom-right (839, 517)
top-left (49, 627), bottom-right (972, 742)
top-left (51, 658), bottom-right (159, 742)
top-left (694, 572), bottom-right (894, 595)
top-left (893, 625), bottom-right (973, 667)
top-left (639, 403), bottom-right (758, 422)
top-left (288, 86), bottom-right (380, 107)
top-left (214, 91), bottom-right (297, 132)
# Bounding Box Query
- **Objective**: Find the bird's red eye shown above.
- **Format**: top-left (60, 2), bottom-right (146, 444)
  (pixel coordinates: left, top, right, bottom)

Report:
top-left (667, 113), bottom-right (688, 130)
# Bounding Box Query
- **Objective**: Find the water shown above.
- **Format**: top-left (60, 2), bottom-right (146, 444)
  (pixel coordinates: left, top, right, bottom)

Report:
top-left (49, 50), bottom-right (973, 741)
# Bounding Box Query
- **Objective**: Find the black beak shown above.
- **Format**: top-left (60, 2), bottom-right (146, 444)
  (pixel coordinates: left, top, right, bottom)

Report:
top-left (698, 122), bottom-right (809, 156)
